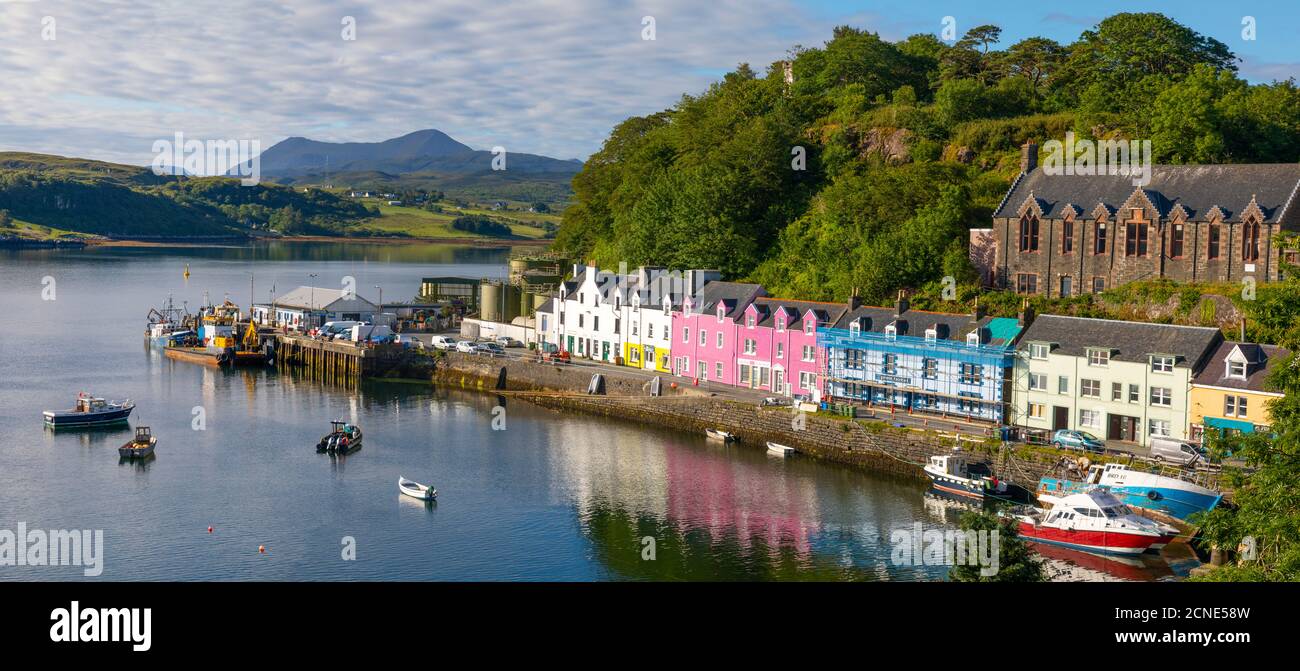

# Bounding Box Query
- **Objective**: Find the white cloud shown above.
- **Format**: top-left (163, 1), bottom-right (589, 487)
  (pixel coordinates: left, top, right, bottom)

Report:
top-left (0, 0), bottom-right (840, 165)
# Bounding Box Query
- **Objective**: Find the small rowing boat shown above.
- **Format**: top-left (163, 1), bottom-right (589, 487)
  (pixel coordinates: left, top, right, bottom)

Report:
top-left (118, 426), bottom-right (157, 460)
top-left (766, 441), bottom-right (795, 457)
top-left (705, 428), bottom-right (736, 442)
top-left (398, 476), bottom-right (437, 501)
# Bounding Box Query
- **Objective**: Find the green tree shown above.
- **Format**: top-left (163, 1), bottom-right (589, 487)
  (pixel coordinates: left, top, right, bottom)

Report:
top-left (949, 510), bottom-right (1045, 582)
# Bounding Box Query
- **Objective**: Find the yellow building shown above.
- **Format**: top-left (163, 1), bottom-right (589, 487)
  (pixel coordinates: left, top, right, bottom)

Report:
top-left (1190, 342), bottom-right (1289, 441)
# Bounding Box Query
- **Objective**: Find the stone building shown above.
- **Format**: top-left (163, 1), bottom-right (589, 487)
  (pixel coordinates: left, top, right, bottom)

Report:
top-left (984, 143), bottom-right (1300, 296)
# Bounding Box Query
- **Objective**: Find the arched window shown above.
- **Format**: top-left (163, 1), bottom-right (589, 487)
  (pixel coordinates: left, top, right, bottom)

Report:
top-left (1019, 215), bottom-right (1039, 252)
top-left (1242, 218), bottom-right (1260, 262)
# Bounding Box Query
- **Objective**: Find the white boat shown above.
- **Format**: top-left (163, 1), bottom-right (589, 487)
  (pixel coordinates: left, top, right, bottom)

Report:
top-left (705, 429), bottom-right (736, 442)
top-left (766, 441), bottom-right (795, 457)
top-left (1038, 462), bottom-right (1222, 522)
top-left (1016, 489), bottom-right (1172, 556)
top-left (398, 476), bottom-right (437, 501)
top-left (923, 449), bottom-right (1008, 500)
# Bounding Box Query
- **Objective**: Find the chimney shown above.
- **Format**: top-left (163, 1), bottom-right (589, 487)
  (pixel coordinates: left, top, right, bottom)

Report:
top-left (1018, 298), bottom-right (1036, 328)
top-left (1020, 141), bottom-right (1038, 174)
top-left (572, 262), bottom-right (584, 278)
top-left (1240, 317), bottom-right (1247, 343)
top-left (972, 297), bottom-right (985, 321)
top-left (847, 286), bottom-right (861, 311)
top-left (895, 290), bottom-right (909, 317)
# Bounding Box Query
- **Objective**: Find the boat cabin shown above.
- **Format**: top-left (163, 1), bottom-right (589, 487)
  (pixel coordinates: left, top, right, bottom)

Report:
top-left (76, 396), bottom-right (108, 413)
top-left (134, 426), bottom-right (153, 443)
top-left (928, 452), bottom-right (969, 477)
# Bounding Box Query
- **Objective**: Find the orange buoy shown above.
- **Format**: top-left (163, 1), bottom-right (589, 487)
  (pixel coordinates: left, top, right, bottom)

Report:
top-left (207, 526), bottom-right (213, 534)
top-left (258, 545), bottom-right (266, 554)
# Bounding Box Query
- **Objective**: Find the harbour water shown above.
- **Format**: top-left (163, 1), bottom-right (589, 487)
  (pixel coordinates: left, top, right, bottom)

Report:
top-left (0, 242), bottom-right (1177, 580)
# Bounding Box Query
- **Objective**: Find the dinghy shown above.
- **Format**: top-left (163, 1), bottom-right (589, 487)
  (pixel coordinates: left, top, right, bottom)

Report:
top-left (118, 426), bottom-right (157, 460)
top-left (766, 441), bottom-right (796, 457)
top-left (398, 476), bottom-right (437, 501)
top-left (705, 428), bottom-right (736, 442)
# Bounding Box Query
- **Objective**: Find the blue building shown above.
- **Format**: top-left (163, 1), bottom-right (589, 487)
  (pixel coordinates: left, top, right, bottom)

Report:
top-left (817, 294), bottom-right (1027, 424)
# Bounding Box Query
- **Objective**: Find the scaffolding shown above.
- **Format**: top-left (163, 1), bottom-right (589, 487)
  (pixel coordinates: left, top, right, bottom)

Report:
top-left (816, 327), bottom-right (1017, 424)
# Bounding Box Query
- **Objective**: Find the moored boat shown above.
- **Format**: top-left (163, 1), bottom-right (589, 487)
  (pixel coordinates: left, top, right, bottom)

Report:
top-left (923, 449), bottom-right (1007, 500)
top-left (398, 476), bottom-right (437, 501)
top-left (705, 428), bottom-right (736, 442)
top-left (118, 426), bottom-right (157, 460)
top-left (43, 393), bottom-right (134, 428)
top-left (1016, 489), bottom-right (1166, 556)
top-left (145, 295), bottom-right (190, 344)
top-left (317, 420), bottom-right (362, 454)
top-left (766, 441), bottom-right (795, 457)
top-left (1038, 462), bottom-right (1222, 522)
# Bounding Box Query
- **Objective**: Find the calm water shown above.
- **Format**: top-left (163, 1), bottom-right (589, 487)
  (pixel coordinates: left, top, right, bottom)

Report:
top-left (0, 242), bottom-right (1164, 581)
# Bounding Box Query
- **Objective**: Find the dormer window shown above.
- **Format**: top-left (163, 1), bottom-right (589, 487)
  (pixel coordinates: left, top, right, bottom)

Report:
top-left (1227, 360), bottom-right (1247, 379)
top-left (1030, 343), bottom-right (1049, 360)
top-left (776, 317), bottom-right (785, 332)
top-left (885, 324), bottom-right (897, 340)
top-left (1087, 348), bottom-right (1110, 367)
top-left (746, 314), bottom-right (755, 328)
top-left (804, 319), bottom-right (815, 335)
top-left (925, 328), bottom-right (937, 343)
top-left (966, 332), bottom-right (980, 346)
top-left (716, 306), bottom-right (725, 322)
top-left (1151, 355), bottom-right (1174, 373)
top-left (849, 322), bottom-right (861, 336)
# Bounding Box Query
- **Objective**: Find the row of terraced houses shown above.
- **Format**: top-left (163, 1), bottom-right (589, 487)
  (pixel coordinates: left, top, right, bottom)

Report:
top-left (536, 262), bottom-right (1289, 448)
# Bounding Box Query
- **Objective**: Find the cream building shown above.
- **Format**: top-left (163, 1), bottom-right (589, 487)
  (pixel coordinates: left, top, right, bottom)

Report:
top-left (1013, 315), bottom-right (1223, 446)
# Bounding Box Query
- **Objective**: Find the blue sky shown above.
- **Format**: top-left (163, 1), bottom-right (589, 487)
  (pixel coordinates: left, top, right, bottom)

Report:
top-left (0, 0), bottom-right (1295, 167)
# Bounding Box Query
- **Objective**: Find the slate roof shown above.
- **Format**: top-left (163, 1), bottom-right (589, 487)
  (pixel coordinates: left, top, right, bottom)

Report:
top-left (535, 297), bottom-right (556, 315)
top-left (272, 286), bottom-right (375, 310)
top-left (684, 281), bottom-right (765, 319)
top-left (994, 164), bottom-right (1300, 224)
top-left (1017, 314), bottom-right (1223, 369)
top-left (829, 305), bottom-right (1019, 346)
top-left (1192, 341), bottom-right (1291, 392)
top-left (752, 298), bottom-right (849, 328)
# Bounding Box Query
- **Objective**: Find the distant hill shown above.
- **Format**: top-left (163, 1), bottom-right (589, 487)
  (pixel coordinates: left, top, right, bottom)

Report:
top-left (241, 129), bottom-right (581, 203)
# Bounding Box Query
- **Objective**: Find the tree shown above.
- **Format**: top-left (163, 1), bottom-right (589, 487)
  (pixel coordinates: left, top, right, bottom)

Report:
top-left (1003, 37), bottom-right (1067, 91)
top-left (1056, 13), bottom-right (1236, 98)
top-left (949, 510), bottom-right (1045, 582)
top-left (0, 209), bottom-right (12, 228)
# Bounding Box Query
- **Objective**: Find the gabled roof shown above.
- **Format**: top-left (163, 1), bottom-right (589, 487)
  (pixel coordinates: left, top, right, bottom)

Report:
top-left (683, 281), bottom-right (765, 319)
top-left (536, 297), bottom-right (557, 315)
top-left (271, 286), bottom-right (374, 310)
top-left (1193, 341), bottom-right (1291, 392)
top-left (994, 164), bottom-right (1300, 224)
top-left (829, 306), bottom-right (1019, 346)
top-left (753, 297), bottom-right (849, 328)
top-left (1017, 314), bottom-right (1223, 369)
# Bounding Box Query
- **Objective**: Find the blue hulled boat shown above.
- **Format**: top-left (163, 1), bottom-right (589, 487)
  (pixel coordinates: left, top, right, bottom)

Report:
top-left (43, 393), bottom-right (134, 428)
top-left (1037, 462), bottom-right (1222, 523)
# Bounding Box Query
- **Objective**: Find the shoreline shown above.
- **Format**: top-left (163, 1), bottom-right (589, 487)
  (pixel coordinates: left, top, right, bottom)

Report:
top-left (81, 235), bottom-right (551, 249)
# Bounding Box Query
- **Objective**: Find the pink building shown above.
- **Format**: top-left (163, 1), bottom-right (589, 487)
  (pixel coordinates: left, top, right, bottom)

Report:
top-left (670, 279), bottom-right (847, 398)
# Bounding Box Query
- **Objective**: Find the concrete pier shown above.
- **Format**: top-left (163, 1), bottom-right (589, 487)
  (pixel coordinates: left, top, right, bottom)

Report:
top-left (274, 334), bottom-right (406, 385)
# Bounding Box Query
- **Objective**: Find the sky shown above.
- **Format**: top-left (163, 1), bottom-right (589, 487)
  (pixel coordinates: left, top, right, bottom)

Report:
top-left (0, 0), bottom-right (1297, 167)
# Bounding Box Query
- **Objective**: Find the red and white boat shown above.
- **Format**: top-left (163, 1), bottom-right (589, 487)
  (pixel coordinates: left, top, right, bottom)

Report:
top-left (1016, 489), bottom-right (1168, 556)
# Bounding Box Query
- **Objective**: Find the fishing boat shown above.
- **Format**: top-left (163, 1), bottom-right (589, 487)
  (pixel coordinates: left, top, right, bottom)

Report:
top-left (766, 441), bottom-right (796, 457)
top-left (1038, 461), bottom-right (1222, 522)
top-left (398, 476), bottom-right (437, 501)
top-left (1015, 489), bottom-right (1167, 556)
top-left (923, 449), bottom-right (1007, 500)
top-left (43, 393), bottom-right (134, 428)
top-left (317, 420), bottom-right (362, 455)
top-left (144, 295), bottom-right (189, 344)
top-left (705, 428), bottom-right (736, 442)
top-left (118, 426), bottom-right (157, 460)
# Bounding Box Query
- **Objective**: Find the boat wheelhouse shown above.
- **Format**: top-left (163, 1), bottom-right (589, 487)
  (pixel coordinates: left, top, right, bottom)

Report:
top-left (922, 449), bottom-right (1007, 500)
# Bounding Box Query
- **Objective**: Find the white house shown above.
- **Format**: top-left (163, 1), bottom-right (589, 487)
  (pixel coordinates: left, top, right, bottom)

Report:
top-left (252, 286), bottom-right (379, 330)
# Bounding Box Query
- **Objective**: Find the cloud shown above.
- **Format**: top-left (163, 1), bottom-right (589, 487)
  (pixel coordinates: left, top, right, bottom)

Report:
top-left (0, 0), bottom-right (840, 165)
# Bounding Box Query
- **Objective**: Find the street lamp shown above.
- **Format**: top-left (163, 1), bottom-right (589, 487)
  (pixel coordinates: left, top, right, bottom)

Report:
top-left (309, 273), bottom-right (319, 328)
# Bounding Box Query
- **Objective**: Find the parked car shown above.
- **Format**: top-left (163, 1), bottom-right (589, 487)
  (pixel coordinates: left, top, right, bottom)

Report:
top-left (455, 340), bottom-right (476, 353)
top-left (495, 336), bottom-right (523, 348)
top-left (430, 335), bottom-right (456, 350)
top-left (1051, 429), bottom-right (1106, 453)
top-left (541, 349), bottom-right (571, 364)
top-left (475, 342), bottom-right (505, 356)
top-left (1149, 437), bottom-right (1205, 466)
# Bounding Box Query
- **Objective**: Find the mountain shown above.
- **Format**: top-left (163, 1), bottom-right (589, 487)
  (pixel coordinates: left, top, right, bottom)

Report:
top-left (246, 129), bottom-right (582, 179)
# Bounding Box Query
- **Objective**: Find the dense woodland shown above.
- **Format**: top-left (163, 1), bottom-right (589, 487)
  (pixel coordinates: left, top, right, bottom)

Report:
top-left (554, 13), bottom-right (1300, 304)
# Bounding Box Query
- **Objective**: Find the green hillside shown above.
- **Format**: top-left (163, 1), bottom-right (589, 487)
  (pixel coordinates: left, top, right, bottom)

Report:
top-left (554, 13), bottom-right (1300, 304)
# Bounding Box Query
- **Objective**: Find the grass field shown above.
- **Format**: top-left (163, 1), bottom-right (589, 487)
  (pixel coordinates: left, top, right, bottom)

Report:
top-left (357, 200), bottom-right (560, 240)
top-left (0, 218), bottom-right (92, 241)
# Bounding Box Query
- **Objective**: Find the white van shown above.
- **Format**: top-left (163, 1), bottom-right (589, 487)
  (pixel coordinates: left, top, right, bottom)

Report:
top-left (350, 324), bottom-right (393, 342)
top-left (321, 321), bottom-right (362, 339)
top-left (1149, 437), bottom-right (1205, 466)
top-left (430, 335), bottom-right (456, 350)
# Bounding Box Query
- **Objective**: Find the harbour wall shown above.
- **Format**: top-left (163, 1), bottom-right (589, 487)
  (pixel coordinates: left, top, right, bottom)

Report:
top-left (433, 352), bottom-right (1070, 488)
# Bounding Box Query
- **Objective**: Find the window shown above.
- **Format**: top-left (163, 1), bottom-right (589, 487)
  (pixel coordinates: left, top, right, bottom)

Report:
top-left (1080, 409), bottom-right (1100, 428)
top-left (804, 320), bottom-right (814, 335)
top-left (776, 342), bottom-right (784, 359)
top-left (849, 322), bottom-right (861, 336)
top-left (699, 329), bottom-right (707, 346)
top-left (578, 314), bottom-right (584, 328)
top-left (1019, 215), bottom-right (1039, 252)
top-left (1029, 373), bottom-right (1047, 391)
top-left (1058, 376), bottom-right (1069, 394)
top-left (959, 363), bottom-right (982, 385)
top-left (746, 315), bottom-right (755, 328)
top-left (647, 324), bottom-right (654, 339)
top-left (699, 361), bottom-right (707, 381)
top-left (1029, 343), bottom-right (1049, 360)
top-left (1228, 360), bottom-right (1247, 379)
top-left (884, 324), bottom-right (897, 340)
top-left (1016, 273), bottom-right (1038, 294)
top-left (716, 332), bottom-right (723, 348)
top-left (799, 371), bottom-right (816, 391)
top-left (1060, 275), bottom-right (1072, 297)
top-left (1150, 387), bottom-right (1172, 407)
top-left (1081, 379), bottom-right (1101, 398)
top-left (1029, 403), bottom-right (1046, 419)
top-left (1170, 224), bottom-right (1184, 258)
top-left (1129, 384), bottom-right (1140, 404)
top-left (923, 358), bottom-right (938, 379)
top-left (682, 327), bottom-right (689, 343)
top-left (844, 350), bottom-right (863, 369)
top-left (1242, 219), bottom-right (1260, 262)
top-left (715, 362), bottom-right (723, 379)
top-left (1112, 382), bottom-right (1123, 402)
top-left (1094, 221), bottom-right (1108, 254)
top-left (966, 332), bottom-right (980, 346)
top-left (593, 316), bottom-right (599, 331)
top-left (1125, 210), bottom-right (1149, 256)
top-left (802, 345), bottom-right (815, 362)
top-left (776, 317), bottom-right (785, 331)
top-left (1151, 356), bottom-right (1174, 373)
top-left (1092, 277), bottom-right (1105, 294)
top-left (883, 353), bottom-right (898, 375)
top-left (630, 322), bottom-right (637, 337)
top-left (1087, 349), bottom-right (1110, 367)
top-left (1062, 219), bottom-right (1074, 254)
top-left (743, 338), bottom-right (756, 355)
top-left (925, 328), bottom-right (937, 343)
top-left (1149, 419), bottom-right (1171, 438)
top-left (1225, 395), bottom-right (1248, 417)
top-left (739, 365), bottom-right (751, 385)
top-left (1208, 224), bottom-right (1221, 260)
